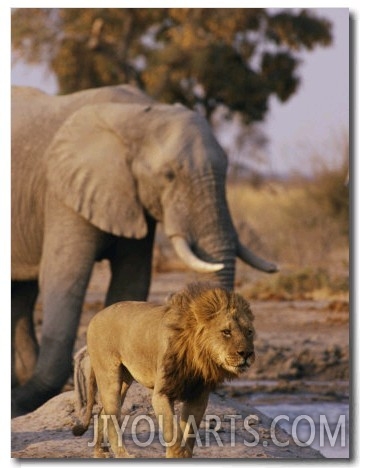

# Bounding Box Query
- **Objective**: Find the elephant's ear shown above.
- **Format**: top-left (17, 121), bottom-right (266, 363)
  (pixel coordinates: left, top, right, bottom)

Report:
top-left (45, 105), bottom-right (147, 238)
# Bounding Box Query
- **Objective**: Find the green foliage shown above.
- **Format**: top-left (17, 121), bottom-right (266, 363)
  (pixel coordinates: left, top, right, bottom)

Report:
top-left (11, 8), bottom-right (332, 123)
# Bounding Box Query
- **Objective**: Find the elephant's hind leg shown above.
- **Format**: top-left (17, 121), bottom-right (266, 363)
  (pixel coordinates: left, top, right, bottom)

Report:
top-left (11, 280), bottom-right (39, 388)
top-left (105, 216), bottom-right (156, 305)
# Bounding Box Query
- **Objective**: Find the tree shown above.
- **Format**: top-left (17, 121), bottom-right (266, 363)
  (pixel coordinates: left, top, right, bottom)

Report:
top-left (12, 8), bottom-right (332, 124)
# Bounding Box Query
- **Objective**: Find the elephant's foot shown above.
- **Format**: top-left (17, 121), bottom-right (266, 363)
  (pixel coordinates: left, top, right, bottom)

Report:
top-left (14, 316), bottom-right (39, 386)
top-left (11, 378), bottom-right (61, 418)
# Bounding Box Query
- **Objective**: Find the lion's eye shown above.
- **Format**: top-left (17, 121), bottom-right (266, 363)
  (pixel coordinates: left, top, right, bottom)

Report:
top-left (164, 169), bottom-right (175, 181)
top-left (222, 329), bottom-right (231, 337)
top-left (247, 329), bottom-right (253, 337)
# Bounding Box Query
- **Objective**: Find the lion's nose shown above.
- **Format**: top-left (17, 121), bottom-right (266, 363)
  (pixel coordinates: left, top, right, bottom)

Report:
top-left (237, 350), bottom-right (254, 360)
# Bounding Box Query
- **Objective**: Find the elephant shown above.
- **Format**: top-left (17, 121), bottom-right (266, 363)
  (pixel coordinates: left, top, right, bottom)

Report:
top-left (11, 84), bottom-right (277, 417)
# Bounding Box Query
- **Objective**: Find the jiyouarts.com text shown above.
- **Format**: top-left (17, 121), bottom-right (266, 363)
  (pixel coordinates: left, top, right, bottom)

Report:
top-left (86, 413), bottom-right (347, 449)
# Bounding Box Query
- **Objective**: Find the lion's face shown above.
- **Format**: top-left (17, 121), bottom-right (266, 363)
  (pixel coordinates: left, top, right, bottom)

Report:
top-left (203, 302), bottom-right (255, 375)
top-left (163, 283), bottom-right (256, 401)
top-left (188, 287), bottom-right (256, 376)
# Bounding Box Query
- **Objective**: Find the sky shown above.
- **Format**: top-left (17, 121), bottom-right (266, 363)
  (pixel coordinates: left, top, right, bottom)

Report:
top-left (266, 8), bottom-right (349, 175)
top-left (10, 8), bottom-right (349, 177)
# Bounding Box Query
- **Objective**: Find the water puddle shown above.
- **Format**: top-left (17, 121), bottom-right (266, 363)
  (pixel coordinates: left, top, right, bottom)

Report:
top-left (255, 401), bottom-right (349, 458)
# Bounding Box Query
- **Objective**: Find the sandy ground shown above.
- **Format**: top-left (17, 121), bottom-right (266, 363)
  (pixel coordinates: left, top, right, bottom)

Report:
top-left (11, 387), bottom-right (324, 459)
top-left (11, 261), bottom-right (349, 459)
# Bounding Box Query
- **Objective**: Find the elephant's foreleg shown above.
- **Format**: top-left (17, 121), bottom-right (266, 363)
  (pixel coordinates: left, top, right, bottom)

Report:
top-left (105, 216), bottom-right (156, 304)
top-left (11, 280), bottom-right (39, 388)
top-left (12, 200), bottom-right (104, 417)
top-left (12, 260), bottom-right (96, 415)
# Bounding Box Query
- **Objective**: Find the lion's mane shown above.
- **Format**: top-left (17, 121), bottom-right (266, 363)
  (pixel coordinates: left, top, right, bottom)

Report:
top-left (161, 282), bottom-right (253, 402)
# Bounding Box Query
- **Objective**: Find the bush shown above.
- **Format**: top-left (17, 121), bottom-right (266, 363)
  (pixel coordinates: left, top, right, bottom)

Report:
top-left (240, 267), bottom-right (349, 300)
top-left (309, 164), bottom-right (349, 234)
top-left (227, 142), bottom-right (349, 299)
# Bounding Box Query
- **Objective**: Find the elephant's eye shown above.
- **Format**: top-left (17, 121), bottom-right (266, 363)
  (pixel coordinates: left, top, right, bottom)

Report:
top-left (222, 329), bottom-right (231, 337)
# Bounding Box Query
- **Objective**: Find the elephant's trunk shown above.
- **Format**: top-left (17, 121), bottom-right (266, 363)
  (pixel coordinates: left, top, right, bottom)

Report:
top-left (192, 233), bottom-right (237, 290)
top-left (236, 241), bottom-right (278, 273)
top-left (186, 190), bottom-right (238, 290)
top-left (164, 174), bottom-right (277, 290)
top-left (170, 233), bottom-right (278, 290)
top-left (187, 175), bottom-right (278, 284)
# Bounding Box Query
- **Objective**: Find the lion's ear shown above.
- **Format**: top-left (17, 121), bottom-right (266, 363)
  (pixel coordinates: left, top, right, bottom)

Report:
top-left (168, 284), bottom-right (224, 322)
top-left (165, 292), bottom-right (176, 304)
top-left (190, 291), bottom-right (221, 323)
top-left (192, 304), bottom-right (218, 323)
top-left (167, 290), bottom-right (212, 323)
top-left (167, 291), bottom-right (189, 312)
top-left (235, 293), bottom-right (254, 321)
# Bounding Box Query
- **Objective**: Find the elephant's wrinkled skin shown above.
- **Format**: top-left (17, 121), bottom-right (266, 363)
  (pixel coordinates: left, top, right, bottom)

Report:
top-left (11, 85), bottom-right (277, 416)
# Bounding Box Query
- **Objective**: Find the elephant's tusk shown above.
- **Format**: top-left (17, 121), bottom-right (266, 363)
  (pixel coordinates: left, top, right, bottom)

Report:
top-left (170, 236), bottom-right (225, 273)
top-left (237, 242), bottom-right (278, 273)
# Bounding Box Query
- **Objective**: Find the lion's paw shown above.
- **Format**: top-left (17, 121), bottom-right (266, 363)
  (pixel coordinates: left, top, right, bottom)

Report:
top-left (93, 448), bottom-right (111, 458)
top-left (166, 446), bottom-right (192, 458)
top-left (114, 448), bottom-right (136, 458)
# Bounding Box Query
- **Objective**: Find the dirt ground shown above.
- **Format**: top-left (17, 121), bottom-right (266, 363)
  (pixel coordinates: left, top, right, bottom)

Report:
top-left (12, 261), bottom-right (349, 458)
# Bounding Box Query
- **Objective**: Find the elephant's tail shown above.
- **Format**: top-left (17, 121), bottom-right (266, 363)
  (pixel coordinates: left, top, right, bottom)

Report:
top-left (72, 346), bottom-right (97, 437)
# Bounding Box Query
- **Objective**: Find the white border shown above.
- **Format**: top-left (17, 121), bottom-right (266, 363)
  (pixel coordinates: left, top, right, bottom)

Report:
top-left (3, 2), bottom-right (370, 467)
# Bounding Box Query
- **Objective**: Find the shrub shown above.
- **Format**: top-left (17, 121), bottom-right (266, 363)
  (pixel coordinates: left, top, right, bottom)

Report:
top-left (241, 267), bottom-right (348, 300)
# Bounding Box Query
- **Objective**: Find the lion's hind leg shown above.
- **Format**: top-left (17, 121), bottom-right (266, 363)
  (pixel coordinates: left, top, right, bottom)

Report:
top-left (95, 363), bottom-right (134, 458)
top-left (120, 366), bottom-right (134, 408)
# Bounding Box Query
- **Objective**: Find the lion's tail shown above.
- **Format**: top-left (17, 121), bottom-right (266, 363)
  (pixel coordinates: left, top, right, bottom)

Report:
top-left (72, 346), bottom-right (97, 437)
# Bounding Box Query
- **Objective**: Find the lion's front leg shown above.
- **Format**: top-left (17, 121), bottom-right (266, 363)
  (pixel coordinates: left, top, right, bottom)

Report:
top-left (152, 390), bottom-right (191, 458)
top-left (93, 408), bottom-right (111, 458)
top-left (180, 389), bottom-right (209, 455)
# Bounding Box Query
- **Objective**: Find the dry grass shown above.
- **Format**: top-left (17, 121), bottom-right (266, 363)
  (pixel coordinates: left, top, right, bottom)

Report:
top-left (228, 160), bottom-right (349, 300)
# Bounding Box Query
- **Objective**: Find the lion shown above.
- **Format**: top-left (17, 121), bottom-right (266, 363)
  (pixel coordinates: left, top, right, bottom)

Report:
top-left (72, 282), bottom-right (255, 458)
